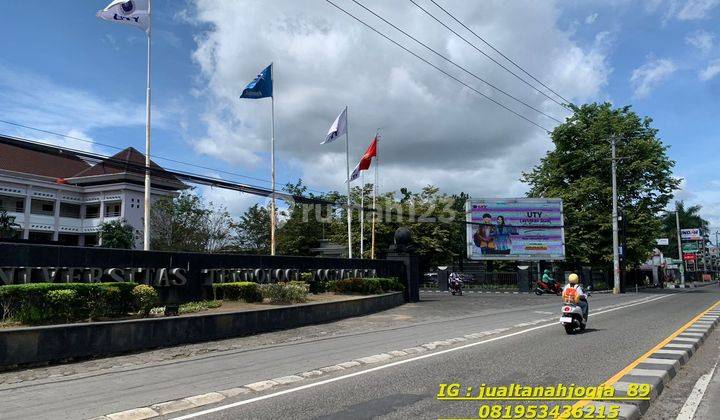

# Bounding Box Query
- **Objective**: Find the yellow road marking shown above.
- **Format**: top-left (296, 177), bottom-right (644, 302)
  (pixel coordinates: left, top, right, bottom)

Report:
top-left (559, 298), bottom-right (720, 419)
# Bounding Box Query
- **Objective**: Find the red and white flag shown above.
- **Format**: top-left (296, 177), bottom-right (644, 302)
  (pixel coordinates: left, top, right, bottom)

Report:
top-left (348, 134), bottom-right (378, 182)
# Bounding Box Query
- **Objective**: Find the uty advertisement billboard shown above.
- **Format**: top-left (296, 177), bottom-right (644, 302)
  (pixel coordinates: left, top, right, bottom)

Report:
top-left (466, 198), bottom-right (566, 261)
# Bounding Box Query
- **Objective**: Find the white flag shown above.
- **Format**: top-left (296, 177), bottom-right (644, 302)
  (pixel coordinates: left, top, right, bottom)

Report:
top-left (347, 162), bottom-right (361, 183)
top-left (322, 107), bottom-right (347, 144)
top-left (97, 0), bottom-right (150, 34)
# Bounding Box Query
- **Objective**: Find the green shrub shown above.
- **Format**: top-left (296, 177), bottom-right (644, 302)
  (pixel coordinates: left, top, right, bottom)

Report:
top-left (303, 272), bottom-right (329, 294)
top-left (0, 282), bottom-right (136, 324)
top-left (260, 281), bottom-right (309, 304)
top-left (46, 289), bottom-right (79, 322)
top-left (132, 284), bottom-right (159, 317)
top-left (179, 300), bottom-right (222, 314)
top-left (329, 277), bottom-right (404, 295)
top-left (212, 282), bottom-right (263, 302)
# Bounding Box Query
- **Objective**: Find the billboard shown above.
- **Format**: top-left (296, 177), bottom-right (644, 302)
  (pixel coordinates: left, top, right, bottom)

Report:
top-left (680, 228), bottom-right (702, 241)
top-left (682, 242), bottom-right (700, 254)
top-left (466, 198), bottom-right (565, 261)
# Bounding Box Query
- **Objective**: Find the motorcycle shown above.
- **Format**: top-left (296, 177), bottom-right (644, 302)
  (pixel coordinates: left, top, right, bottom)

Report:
top-left (534, 279), bottom-right (562, 296)
top-left (559, 292), bottom-right (588, 334)
top-left (449, 278), bottom-right (463, 296)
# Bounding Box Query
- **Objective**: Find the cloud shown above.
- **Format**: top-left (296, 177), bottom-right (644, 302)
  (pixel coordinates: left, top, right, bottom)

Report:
top-left (699, 59), bottom-right (720, 80)
top-left (674, 178), bottom-right (720, 232)
top-left (644, 0), bottom-right (719, 22)
top-left (585, 13), bottom-right (599, 24)
top-left (685, 30), bottom-right (714, 54)
top-left (630, 58), bottom-right (677, 98)
top-left (186, 0), bottom-right (610, 197)
top-left (0, 64), bottom-right (178, 154)
top-left (677, 0), bottom-right (720, 20)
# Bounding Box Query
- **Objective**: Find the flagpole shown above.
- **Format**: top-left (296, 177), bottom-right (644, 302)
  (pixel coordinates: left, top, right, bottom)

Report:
top-left (360, 171), bottom-right (364, 258)
top-left (143, 0), bottom-right (152, 251)
top-left (270, 63), bottom-right (276, 256)
top-left (345, 106), bottom-right (352, 259)
top-left (371, 135), bottom-right (378, 259)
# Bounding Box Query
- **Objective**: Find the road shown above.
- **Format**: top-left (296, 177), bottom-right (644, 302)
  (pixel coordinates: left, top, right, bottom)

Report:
top-left (0, 287), bottom-right (718, 419)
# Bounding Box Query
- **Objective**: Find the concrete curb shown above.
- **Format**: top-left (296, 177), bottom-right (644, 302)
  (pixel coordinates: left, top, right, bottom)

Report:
top-left (0, 292), bottom-right (404, 370)
top-left (92, 297), bottom-right (712, 420)
top-left (606, 307), bottom-right (720, 419)
top-left (91, 321), bottom-right (544, 420)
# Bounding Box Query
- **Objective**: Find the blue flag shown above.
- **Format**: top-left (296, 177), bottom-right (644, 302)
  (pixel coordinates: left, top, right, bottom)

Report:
top-left (240, 64), bottom-right (273, 99)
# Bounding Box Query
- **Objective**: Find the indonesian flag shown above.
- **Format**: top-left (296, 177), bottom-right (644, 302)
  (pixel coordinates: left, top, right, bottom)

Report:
top-left (97, 0), bottom-right (150, 34)
top-left (348, 135), bottom-right (378, 182)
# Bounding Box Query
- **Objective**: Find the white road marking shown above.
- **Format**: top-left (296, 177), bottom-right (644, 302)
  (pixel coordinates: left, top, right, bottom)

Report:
top-left (675, 349), bottom-right (719, 420)
top-left (169, 294), bottom-right (672, 419)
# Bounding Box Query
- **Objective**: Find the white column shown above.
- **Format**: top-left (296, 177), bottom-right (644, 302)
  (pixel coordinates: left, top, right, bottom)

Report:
top-left (98, 197), bottom-right (105, 246)
top-left (22, 186), bottom-right (31, 239)
top-left (52, 190), bottom-right (60, 241)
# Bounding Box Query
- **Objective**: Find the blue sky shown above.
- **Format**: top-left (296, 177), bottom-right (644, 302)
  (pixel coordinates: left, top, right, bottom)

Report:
top-left (0, 1), bottom-right (718, 231)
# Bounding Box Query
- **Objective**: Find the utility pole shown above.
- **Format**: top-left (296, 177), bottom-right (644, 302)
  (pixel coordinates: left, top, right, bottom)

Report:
top-left (675, 207), bottom-right (685, 287)
top-left (611, 136), bottom-right (621, 294)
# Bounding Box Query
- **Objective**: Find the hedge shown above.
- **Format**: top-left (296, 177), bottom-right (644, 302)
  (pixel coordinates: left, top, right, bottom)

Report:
top-left (261, 281), bottom-right (309, 304)
top-left (329, 277), bottom-right (404, 295)
top-left (0, 282), bottom-right (137, 324)
top-left (212, 282), bottom-right (263, 302)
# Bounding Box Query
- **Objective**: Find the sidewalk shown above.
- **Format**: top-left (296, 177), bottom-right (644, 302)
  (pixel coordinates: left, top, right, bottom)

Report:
top-left (690, 352), bottom-right (720, 419)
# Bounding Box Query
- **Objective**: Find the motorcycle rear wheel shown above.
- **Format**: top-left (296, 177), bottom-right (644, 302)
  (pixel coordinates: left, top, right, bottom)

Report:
top-left (564, 324), bottom-right (574, 334)
top-left (534, 289), bottom-right (543, 296)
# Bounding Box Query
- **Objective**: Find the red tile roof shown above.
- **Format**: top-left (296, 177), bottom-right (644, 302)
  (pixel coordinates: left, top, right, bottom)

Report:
top-left (0, 136), bottom-right (182, 186)
top-left (0, 139), bottom-right (91, 178)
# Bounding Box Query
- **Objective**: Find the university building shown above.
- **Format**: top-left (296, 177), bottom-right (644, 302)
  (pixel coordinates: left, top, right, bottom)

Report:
top-left (0, 136), bottom-right (185, 248)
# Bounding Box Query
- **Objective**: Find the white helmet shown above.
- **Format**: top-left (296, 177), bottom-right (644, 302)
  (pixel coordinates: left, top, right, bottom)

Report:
top-left (568, 273), bottom-right (580, 284)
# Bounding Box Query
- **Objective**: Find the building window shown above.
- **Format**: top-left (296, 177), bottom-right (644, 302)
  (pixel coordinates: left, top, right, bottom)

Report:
top-left (0, 195), bottom-right (24, 213)
top-left (30, 199), bottom-right (54, 216)
top-left (28, 231), bottom-right (53, 243)
top-left (104, 201), bottom-right (121, 217)
top-left (84, 234), bottom-right (98, 247)
top-left (58, 234), bottom-right (80, 246)
top-left (59, 203), bottom-right (81, 218)
top-left (85, 204), bottom-right (100, 219)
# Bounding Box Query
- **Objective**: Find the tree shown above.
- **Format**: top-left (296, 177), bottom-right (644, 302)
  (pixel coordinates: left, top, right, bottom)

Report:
top-left (330, 184), bottom-right (465, 272)
top-left (521, 103), bottom-right (680, 267)
top-left (99, 219), bottom-right (135, 249)
top-left (661, 201), bottom-right (710, 258)
top-left (231, 204), bottom-right (271, 254)
top-left (276, 180), bottom-right (329, 256)
top-left (151, 190), bottom-right (233, 252)
top-left (0, 210), bottom-right (20, 239)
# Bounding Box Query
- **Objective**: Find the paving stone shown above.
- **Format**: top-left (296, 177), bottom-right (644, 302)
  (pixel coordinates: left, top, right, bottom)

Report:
top-left (244, 380), bottom-right (279, 392)
top-left (299, 370), bottom-right (324, 378)
top-left (356, 353), bottom-right (393, 364)
top-left (106, 407), bottom-right (159, 420)
top-left (151, 399), bottom-right (195, 415)
top-left (183, 392), bottom-right (226, 407)
top-left (337, 361), bottom-right (361, 368)
top-left (219, 387), bottom-right (252, 398)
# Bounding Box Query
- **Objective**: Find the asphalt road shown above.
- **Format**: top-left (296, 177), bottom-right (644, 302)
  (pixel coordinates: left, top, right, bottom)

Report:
top-left (1, 288), bottom-right (718, 419)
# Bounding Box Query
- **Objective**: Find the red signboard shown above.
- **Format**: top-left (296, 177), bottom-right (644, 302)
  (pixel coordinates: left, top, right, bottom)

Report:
top-left (683, 253), bottom-right (697, 261)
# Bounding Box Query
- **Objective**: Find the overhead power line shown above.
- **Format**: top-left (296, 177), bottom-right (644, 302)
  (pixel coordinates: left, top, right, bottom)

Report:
top-left (409, 0), bottom-right (568, 109)
top-left (0, 119), bottom-right (330, 197)
top-left (349, 0), bottom-right (563, 125)
top-left (324, 0), bottom-right (552, 132)
top-left (0, 134), bottom-right (357, 209)
top-left (426, 0), bottom-right (573, 106)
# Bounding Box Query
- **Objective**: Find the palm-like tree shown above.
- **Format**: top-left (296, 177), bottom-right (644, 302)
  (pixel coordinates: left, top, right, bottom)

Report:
top-left (661, 201), bottom-right (709, 258)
